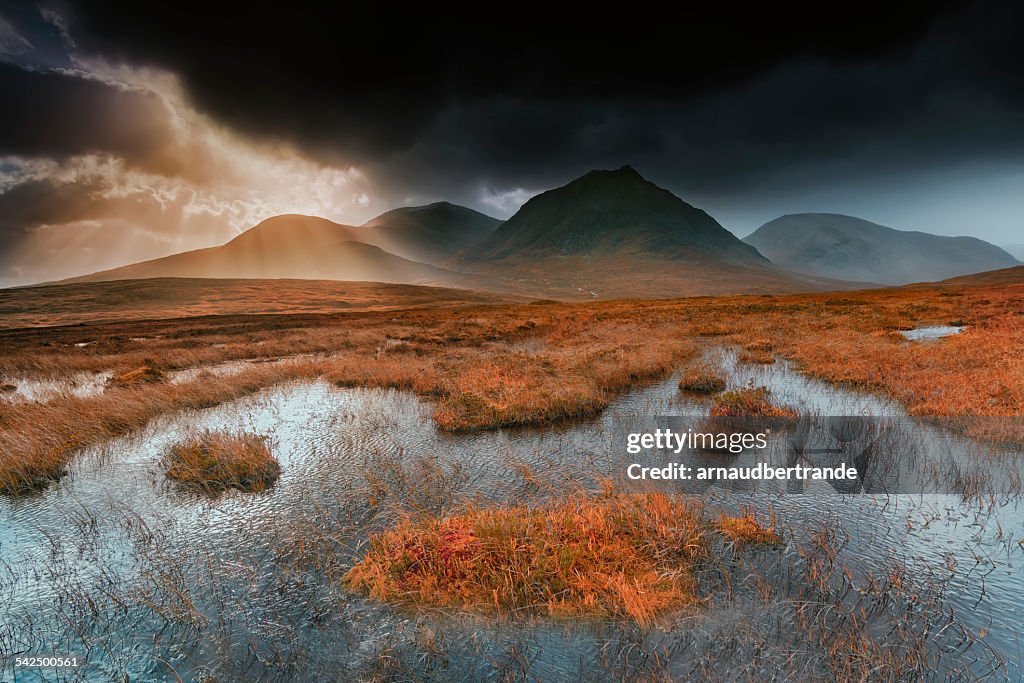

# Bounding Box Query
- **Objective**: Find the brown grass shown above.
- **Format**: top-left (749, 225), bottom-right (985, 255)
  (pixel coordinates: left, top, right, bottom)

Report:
top-left (715, 506), bottom-right (780, 546)
top-left (743, 339), bottom-right (774, 352)
top-left (3, 269), bottom-right (1024, 491)
top-left (737, 349), bottom-right (775, 365)
top-left (0, 307), bottom-right (693, 491)
top-left (710, 387), bottom-right (797, 418)
top-left (0, 363), bottom-right (316, 494)
top-left (0, 277), bottom-right (520, 328)
top-left (0, 436), bottom-right (78, 494)
top-left (109, 360), bottom-right (166, 387)
top-left (431, 326), bottom-right (688, 430)
top-left (678, 364), bottom-right (727, 393)
top-left (164, 430), bottom-right (279, 492)
top-left (739, 338), bottom-right (776, 363)
top-left (344, 493), bottom-right (780, 625)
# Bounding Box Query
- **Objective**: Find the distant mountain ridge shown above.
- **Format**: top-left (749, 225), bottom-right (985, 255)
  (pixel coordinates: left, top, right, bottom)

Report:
top-left (744, 213), bottom-right (1019, 285)
top-left (359, 201), bottom-right (500, 265)
top-left (63, 169), bottom-right (866, 299)
top-left (451, 166), bottom-right (856, 298)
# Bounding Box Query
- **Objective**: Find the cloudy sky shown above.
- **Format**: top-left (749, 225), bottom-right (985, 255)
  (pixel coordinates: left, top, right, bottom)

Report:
top-left (2, 1), bottom-right (1022, 286)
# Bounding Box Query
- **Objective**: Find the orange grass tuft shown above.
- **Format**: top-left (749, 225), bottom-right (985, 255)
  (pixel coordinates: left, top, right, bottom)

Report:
top-left (710, 386), bottom-right (797, 418)
top-left (678, 365), bottom-right (727, 393)
top-left (716, 506), bottom-right (781, 547)
top-left (345, 494), bottom-right (781, 625)
top-left (737, 349), bottom-right (775, 365)
top-left (345, 494), bottom-right (707, 625)
top-left (164, 430), bottom-right (280, 492)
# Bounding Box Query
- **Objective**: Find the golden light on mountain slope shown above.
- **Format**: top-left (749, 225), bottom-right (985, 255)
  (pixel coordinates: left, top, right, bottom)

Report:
top-left (1, 59), bottom-right (375, 287)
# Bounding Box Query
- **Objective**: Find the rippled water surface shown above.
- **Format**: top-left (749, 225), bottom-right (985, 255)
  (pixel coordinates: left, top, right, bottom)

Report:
top-left (1, 351), bottom-right (1021, 681)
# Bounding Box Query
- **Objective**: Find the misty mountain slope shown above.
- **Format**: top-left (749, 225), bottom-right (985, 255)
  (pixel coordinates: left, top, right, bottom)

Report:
top-left (745, 214), bottom-right (1019, 285)
top-left (360, 202), bottom-right (501, 265)
top-left (458, 166), bottom-right (765, 264)
top-left (64, 215), bottom-right (478, 287)
top-left (450, 166), bottom-right (860, 298)
top-left (1003, 244), bottom-right (1024, 261)
top-left (62, 182), bottom-right (866, 300)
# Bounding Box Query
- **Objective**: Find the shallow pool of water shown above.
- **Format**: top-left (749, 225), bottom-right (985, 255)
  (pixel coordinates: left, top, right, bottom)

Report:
top-left (166, 352), bottom-right (329, 384)
top-left (0, 371), bottom-right (112, 403)
top-left (1, 351), bottom-right (1021, 681)
top-left (902, 325), bottom-right (965, 341)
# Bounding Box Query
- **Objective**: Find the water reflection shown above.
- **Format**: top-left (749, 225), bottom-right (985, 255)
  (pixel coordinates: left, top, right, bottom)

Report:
top-left (902, 325), bottom-right (965, 341)
top-left (0, 351), bottom-right (1020, 681)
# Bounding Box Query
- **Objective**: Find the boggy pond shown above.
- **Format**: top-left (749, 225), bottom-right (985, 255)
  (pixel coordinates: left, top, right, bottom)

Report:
top-left (1, 351), bottom-right (1022, 681)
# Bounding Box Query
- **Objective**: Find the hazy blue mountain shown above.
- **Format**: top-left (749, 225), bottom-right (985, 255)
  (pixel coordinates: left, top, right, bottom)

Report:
top-left (360, 201), bottom-right (500, 265)
top-left (745, 213), bottom-right (1019, 285)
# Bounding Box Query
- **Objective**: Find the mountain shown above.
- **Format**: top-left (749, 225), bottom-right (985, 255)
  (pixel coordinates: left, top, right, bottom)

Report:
top-left (65, 215), bottom-right (478, 288)
top-left (1003, 244), bottom-right (1024, 261)
top-left (359, 202), bottom-right (500, 265)
top-left (453, 166), bottom-right (858, 298)
top-left (459, 166), bottom-right (764, 263)
top-left (744, 214), bottom-right (1019, 285)
top-left (62, 174), bottom-right (865, 299)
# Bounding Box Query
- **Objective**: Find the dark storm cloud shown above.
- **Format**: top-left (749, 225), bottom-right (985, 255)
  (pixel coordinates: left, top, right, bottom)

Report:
top-left (1, 0), bottom-right (1022, 286)
top-left (53, 1), bottom-right (1024, 208)
top-left (0, 62), bottom-right (178, 173)
top-left (0, 0), bottom-right (73, 70)
top-left (54, 4), bottom-right (968, 146)
top-left (376, 1), bottom-right (1024, 198)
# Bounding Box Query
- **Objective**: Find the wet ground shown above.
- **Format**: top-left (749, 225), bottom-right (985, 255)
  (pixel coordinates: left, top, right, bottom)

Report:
top-left (0, 371), bottom-right (111, 403)
top-left (902, 325), bottom-right (965, 341)
top-left (1, 350), bottom-right (1021, 681)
